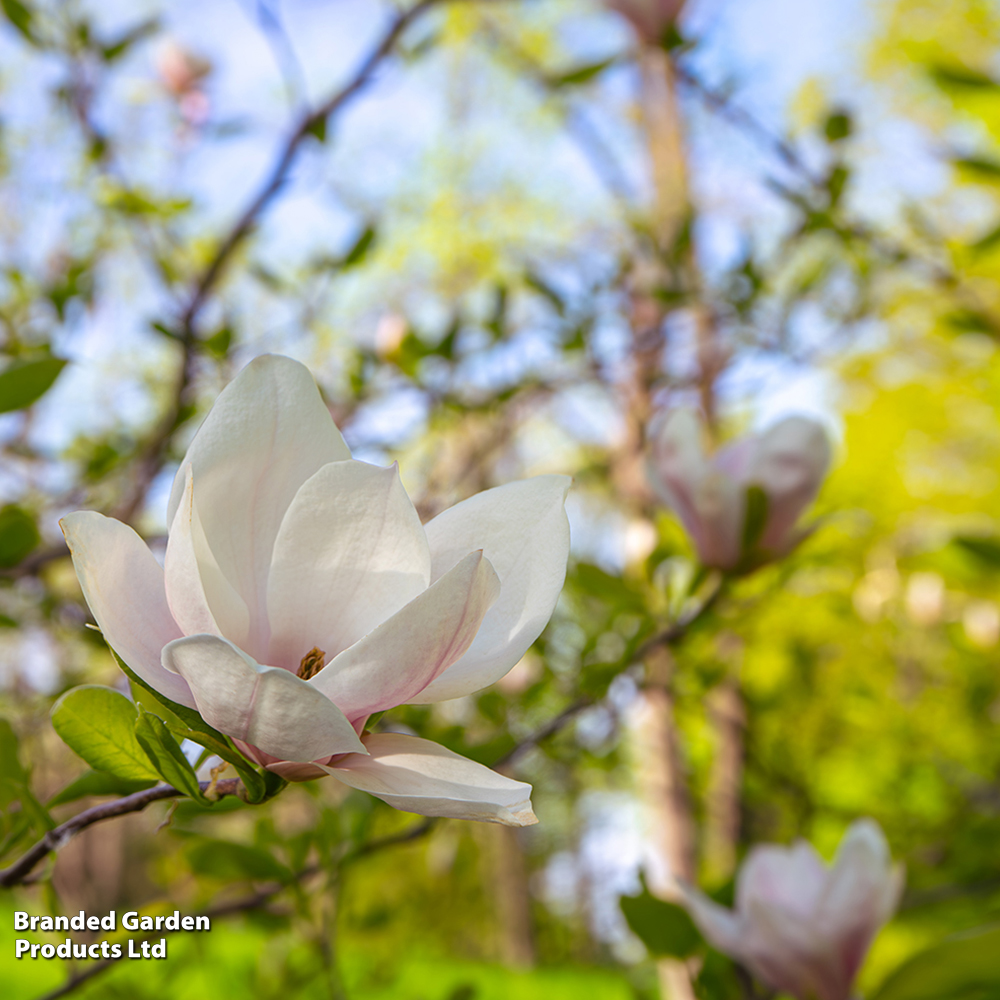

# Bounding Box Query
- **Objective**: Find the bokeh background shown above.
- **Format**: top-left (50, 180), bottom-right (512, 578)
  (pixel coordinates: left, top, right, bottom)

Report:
top-left (4, 0), bottom-right (1000, 997)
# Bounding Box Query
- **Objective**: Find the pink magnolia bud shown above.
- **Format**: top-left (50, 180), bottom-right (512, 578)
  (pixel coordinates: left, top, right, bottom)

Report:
top-left (683, 820), bottom-right (904, 1000)
top-left (647, 410), bottom-right (831, 571)
top-left (606, 0), bottom-right (686, 46)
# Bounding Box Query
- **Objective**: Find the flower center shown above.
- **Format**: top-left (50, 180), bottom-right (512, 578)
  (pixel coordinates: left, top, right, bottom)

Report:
top-left (296, 646), bottom-right (326, 680)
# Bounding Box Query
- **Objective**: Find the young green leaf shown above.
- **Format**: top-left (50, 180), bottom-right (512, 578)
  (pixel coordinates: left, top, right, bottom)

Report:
top-left (51, 686), bottom-right (159, 781)
top-left (0, 356), bottom-right (67, 414)
top-left (134, 708), bottom-right (206, 803)
top-left (620, 881), bottom-right (704, 959)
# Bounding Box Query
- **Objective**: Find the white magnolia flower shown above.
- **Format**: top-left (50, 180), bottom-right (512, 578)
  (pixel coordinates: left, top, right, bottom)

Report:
top-left (648, 409), bottom-right (831, 571)
top-left (62, 355), bottom-right (572, 826)
top-left (683, 820), bottom-right (904, 1000)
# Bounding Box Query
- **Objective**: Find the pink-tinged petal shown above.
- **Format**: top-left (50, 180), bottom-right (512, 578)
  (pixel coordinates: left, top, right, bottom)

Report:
top-left (738, 840), bottom-right (828, 918)
top-left (165, 467), bottom-right (251, 642)
top-left (161, 634), bottom-right (365, 762)
top-left (411, 476), bottom-right (571, 703)
top-left (742, 897), bottom-right (849, 1000)
top-left (309, 551), bottom-right (499, 720)
top-left (323, 732), bottom-right (537, 826)
top-left (681, 886), bottom-right (744, 957)
top-left (166, 355), bottom-right (351, 661)
top-left (266, 461), bottom-right (431, 670)
top-left (749, 417), bottom-right (831, 553)
top-left (817, 820), bottom-right (903, 983)
top-left (60, 512), bottom-right (194, 707)
top-left (648, 410), bottom-right (743, 569)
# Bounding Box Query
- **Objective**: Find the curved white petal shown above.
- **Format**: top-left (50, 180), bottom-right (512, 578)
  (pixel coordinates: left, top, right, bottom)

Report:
top-left (165, 467), bottom-right (252, 643)
top-left (412, 476), bottom-right (571, 703)
top-left (60, 512), bottom-right (194, 707)
top-left (166, 355), bottom-right (351, 660)
top-left (161, 634), bottom-right (365, 762)
top-left (323, 733), bottom-right (536, 826)
top-left (310, 551), bottom-right (500, 720)
top-left (266, 461), bottom-right (431, 669)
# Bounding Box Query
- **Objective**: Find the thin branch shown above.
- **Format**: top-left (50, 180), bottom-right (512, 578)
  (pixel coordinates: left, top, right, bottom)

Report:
top-left (31, 816), bottom-right (437, 1000)
top-left (114, 0), bottom-right (452, 523)
top-left (0, 779), bottom-right (242, 889)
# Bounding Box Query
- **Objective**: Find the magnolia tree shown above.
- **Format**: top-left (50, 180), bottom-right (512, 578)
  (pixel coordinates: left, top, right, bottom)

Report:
top-left (3, 0), bottom-right (1000, 999)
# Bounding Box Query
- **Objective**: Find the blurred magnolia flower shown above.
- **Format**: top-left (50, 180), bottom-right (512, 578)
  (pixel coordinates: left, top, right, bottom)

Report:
top-left (62, 355), bottom-right (571, 826)
top-left (683, 820), bottom-right (904, 1000)
top-left (606, 0), bottom-right (686, 46)
top-left (963, 600), bottom-right (1000, 648)
top-left (156, 40), bottom-right (212, 125)
top-left (648, 409), bottom-right (831, 571)
top-left (374, 313), bottom-right (408, 356)
top-left (904, 572), bottom-right (945, 627)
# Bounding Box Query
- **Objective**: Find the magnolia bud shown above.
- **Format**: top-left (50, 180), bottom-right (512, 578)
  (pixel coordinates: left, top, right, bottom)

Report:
top-left (682, 820), bottom-right (904, 1000)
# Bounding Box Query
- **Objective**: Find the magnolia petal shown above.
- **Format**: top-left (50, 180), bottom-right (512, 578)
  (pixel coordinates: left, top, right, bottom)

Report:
top-left (411, 476), bottom-right (571, 703)
top-left (266, 460), bottom-right (431, 670)
top-left (164, 467), bottom-right (246, 641)
top-left (737, 840), bottom-right (829, 917)
top-left (648, 410), bottom-right (743, 569)
top-left (817, 820), bottom-right (904, 982)
top-left (741, 897), bottom-right (847, 1000)
top-left (749, 417), bottom-right (831, 553)
top-left (60, 512), bottom-right (194, 707)
top-left (161, 634), bottom-right (365, 762)
top-left (166, 355), bottom-right (351, 660)
top-left (310, 551), bottom-right (500, 720)
top-left (681, 887), bottom-right (744, 956)
top-left (323, 733), bottom-right (536, 826)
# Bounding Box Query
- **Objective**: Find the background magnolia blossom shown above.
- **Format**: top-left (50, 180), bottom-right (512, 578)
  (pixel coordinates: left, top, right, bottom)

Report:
top-left (683, 820), bottom-right (904, 1000)
top-left (61, 355), bottom-right (571, 826)
top-left (647, 409), bottom-right (832, 571)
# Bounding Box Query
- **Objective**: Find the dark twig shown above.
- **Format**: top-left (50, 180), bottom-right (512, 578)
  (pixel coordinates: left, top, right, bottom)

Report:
top-left (0, 779), bottom-right (241, 889)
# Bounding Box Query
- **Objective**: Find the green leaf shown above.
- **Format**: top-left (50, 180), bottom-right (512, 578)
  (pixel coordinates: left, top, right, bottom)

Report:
top-left (871, 925), bottom-right (1000, 1000)
top-left (954, 535), bottom-right (1000, 568)
top-left (929, 63), bottom-right (1000, 90)
top-left (305, 115), bottom-right (327, 143)
top-left (100, 17), bottom-right (159, 61)
top-left (187, 838), bottom-right (293, 882)
top-left (202, 326), bottom-right (232, 358)
top-left (548, 57), bottom-right (615, 88)
top-left (51, 686), bottom-right (160, 781)
top-left (620, 881), bottom-right (704, 958)
top-left (48, 769), bottom-right (157, 807)
top-left (1, 0), bottom-right (36, 43)
top-left (340, 225), bottom-right (376, 269)
top-left (115, 654), bottom-right (267, 803)
top-left (742, 485), bottom-right (769, 554)
top-left (0, 505), bottom-right (41, 568)
top-left (824, 110), bottom-right (853, 142)
top-left (955, 157), bottom-right (1000, 183)
top-left (134, 708), bottom-right (206, 802)
top-left (0, 356), bottom-right (67, 414)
